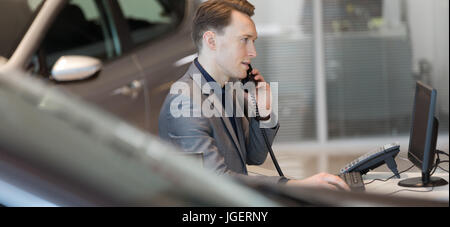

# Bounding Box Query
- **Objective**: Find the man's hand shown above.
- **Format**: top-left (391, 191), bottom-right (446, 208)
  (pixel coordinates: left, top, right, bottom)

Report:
top-left (285, 172), bottom-right (351, 191)
top-left (250, 68), bottom-right (271, 117)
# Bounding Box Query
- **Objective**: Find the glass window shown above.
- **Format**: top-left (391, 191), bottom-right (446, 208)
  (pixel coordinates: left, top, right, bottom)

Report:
top-left (254, 37), bottom-right (317, 142)
top-left (253, 0), bottom-right (317, 142)
top-left (0, 0), bottom-right (44, 60)
top-left (322, 0), bottom-right (417, 139)
top-left (254, 0), bottom-right (448, 143)
top-left (39, 0), bottom-right (114, 73)
top-left (322, 0), bottom-right (383, 34)
top-left (117, 0), bottom-right (185, 46)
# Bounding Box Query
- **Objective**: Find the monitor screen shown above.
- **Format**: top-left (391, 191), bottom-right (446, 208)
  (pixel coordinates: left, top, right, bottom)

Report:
top-left (408, 81), bottom-right (437, 173)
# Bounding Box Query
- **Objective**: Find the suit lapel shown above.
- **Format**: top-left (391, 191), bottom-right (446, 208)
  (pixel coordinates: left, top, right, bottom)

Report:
top-left (188, 64), bottom-right (245, 164)
top-left (207, 92), bottom-right (243, 156)
top-left (234, 117), bottom-right (246, 156)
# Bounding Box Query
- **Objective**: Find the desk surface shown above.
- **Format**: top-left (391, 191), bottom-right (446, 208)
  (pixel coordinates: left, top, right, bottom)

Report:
top-left (248, 166), bottom-right (449, 202)
top-left (364, 172), bottom-right (449, 202)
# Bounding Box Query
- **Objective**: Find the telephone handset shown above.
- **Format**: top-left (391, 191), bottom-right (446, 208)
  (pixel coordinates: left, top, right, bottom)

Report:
top-left (242, 64), bottom-right (256, 85)
top-left (242, 64), bottom-right (268, 121)
top-left (241, 64), bottom-right (285, 177)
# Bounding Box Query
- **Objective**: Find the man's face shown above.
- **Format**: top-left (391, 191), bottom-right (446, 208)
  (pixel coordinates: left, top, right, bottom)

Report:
top-left (214, 10), bottom-right (258, 80)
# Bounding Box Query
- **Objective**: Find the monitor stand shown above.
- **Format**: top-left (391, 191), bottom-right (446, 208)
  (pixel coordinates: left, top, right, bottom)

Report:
top-left (398, 176), bottom-right (448, 187)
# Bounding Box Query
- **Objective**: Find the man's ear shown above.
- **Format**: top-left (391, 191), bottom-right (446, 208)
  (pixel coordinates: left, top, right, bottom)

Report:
top-left (203, 31), bottom-right (216, 50)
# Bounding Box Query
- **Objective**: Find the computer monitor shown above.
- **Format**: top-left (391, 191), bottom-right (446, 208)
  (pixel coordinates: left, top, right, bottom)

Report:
top-left (398, 81), bottom-right (448, 187)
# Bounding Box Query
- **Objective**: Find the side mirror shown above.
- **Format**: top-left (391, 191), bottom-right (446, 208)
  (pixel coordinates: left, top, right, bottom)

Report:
top-left (51, 56), bottom-right (102, 82)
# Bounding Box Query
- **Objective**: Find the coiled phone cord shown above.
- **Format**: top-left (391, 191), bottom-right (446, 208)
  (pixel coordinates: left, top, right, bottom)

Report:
top-left (252, 94), bottom-right (285, 177)
top-left (261, 128), bottom-right (285, 177)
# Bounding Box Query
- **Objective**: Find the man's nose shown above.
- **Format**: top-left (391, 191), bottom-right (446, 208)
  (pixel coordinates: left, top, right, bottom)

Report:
top-left (248, 42), bottom-right (257, 58)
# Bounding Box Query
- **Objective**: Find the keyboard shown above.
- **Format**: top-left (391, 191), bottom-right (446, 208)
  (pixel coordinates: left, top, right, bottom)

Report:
top-left (338, 172), bottom-right (365, 192)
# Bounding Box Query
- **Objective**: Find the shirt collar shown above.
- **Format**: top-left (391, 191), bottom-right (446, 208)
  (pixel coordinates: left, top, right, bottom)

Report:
top-left (194, 58), bottom-right (218, 84)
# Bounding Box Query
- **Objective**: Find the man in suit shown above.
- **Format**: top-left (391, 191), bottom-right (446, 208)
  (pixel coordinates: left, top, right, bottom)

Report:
top-left (159, 0), bottom-right (349, 190)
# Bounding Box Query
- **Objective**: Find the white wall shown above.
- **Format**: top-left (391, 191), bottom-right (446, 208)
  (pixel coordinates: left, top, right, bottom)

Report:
top-left (407, 0), bottom-right (449, 115)
top-left (252, 0), bottom-right (302, 26)
top-left (251, 0), bottom-right (304, 35)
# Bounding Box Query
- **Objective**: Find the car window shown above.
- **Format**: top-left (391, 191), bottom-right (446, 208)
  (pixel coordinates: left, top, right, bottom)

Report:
top-left (0, 0), bottom-right (44, 60)
top-left (117, 0), bottom-right (185, 46)
top-left (40, 0), bottom-right (115, 73)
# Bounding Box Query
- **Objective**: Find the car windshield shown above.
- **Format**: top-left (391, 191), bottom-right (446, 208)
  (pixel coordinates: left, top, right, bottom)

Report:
top-left (0, 0), bottom-right (44, 60)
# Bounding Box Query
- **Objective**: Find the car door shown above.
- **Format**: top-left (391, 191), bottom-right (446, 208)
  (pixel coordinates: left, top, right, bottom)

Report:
top-left (112, 0), bottom-right (198, 135)
top-left (33, 0), bottom-right (148, 131)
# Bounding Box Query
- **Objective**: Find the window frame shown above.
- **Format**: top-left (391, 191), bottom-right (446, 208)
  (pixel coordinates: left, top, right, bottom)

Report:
top-left (108, 0), bottom-right (188, 53)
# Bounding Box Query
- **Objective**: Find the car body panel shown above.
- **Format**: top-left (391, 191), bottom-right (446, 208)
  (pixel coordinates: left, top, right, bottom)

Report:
top-left (0, 0), bottom-right (198, 134)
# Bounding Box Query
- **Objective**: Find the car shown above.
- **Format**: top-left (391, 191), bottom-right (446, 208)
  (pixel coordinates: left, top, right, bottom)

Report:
top-left (0, 0), bottom-right (199, 135)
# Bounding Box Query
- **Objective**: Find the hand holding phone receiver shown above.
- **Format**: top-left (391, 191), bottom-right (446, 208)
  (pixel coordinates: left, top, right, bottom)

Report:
top-left (242, 64), bottom-right (256, 85)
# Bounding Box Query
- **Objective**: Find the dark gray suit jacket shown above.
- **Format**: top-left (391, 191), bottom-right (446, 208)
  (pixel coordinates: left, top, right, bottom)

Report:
top-left (159, 63), bottom-right (284, 184)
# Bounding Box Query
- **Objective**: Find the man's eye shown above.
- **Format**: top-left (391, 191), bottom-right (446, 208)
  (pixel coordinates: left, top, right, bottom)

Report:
top-left (242, 38), bottom-right (249, 42)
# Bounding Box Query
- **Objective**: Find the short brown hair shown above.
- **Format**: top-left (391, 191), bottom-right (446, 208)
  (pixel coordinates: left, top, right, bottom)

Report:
top-left (192, 0), bottom-right (255, 50)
